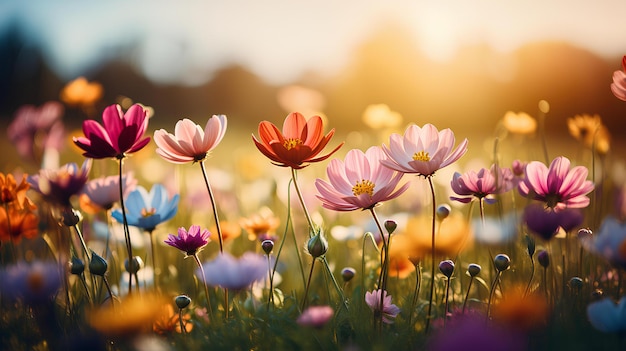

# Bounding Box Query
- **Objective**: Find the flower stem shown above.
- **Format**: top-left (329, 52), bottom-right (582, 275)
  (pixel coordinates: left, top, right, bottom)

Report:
top-left (266, 253), bottom-right (274, 311)
top-left (291, 168), bottom-right (315, 233)
top-left (425, 176), bottom-right (437, 333)
top-left (102, 275), bottom-right (115, 309)
top-left (407, 262), bottom-right (421, 327)
top-left (486, 271), bottom-right (502, 320)
top-left (443, 277), bottom-right (450, 328)
top-left (462, 276), bottom-right (474, 314)
top-left (302, 258), bottom-right (316, 310)
top-left (179, 308), bottom-right (186, 335)
top-left (117, 158), bottom-right (134, 295)
top-left (193, 253), bottom-right (214, 320)
top-left (524, 258), bottom-right (535, 297)
top-left (321, 256), bottom-right (348, 310)
top-left (370, 207), bottom-right (390, 328)
top-left (199, 162), bottom-right (223, 253)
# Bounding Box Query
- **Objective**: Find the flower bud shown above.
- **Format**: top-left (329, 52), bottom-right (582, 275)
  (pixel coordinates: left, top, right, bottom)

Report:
top-left (384, 220), bottom-right (398, 235)
top-left (89, 250), bottom-right (108, 276)
top-left (61, 207), bottom-right (82, 227)
top-left (439, 260), bottom-right (455, 278)
top-left (591, 289), bottom-right (603, 301)
top-left (537, 250), bottom-right (550, 268)
top-left (577, 228), bottom-right (592, 240)
top-left (261, 240), bottom-right (274, 255)
top-left (341, 267), bottom-right (356, 282)
top-left (69, 255), bottom-right (85, 275)
top-left (175, 295), bottom-right (192, 309)
top-left (436, 204), bottom-right (451, 221)
top-left (569, 277), bottom-right (583, 292)
top-left (493, 254), bottom-right (511, 272)
top-left (124, 256), bottom-right (143, 274)
top-left (467, 263), bottom-right (481, 277)
top-left (306, 229), bottom-right (328, 258)
top-left (525, 234), bottom-right (535, 257)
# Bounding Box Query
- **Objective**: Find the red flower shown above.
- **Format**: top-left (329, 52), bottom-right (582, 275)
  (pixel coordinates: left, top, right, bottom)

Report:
top-left (73, 104), bottom-right (150, 159)
top-left (252, 112), bottom-right (343, 169)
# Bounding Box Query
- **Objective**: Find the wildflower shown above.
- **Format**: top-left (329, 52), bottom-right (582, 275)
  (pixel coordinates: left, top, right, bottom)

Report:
top-left (0, 261), bottom-right (63, 304)
top-left (450, 165), bottom-right (515, 204)
top-left (518, 156), bottom-right (594, 211)
top-left (428, 314), bottom-right (525, 351)
top-left (111, 184), bottom-right (179, 232)
top-left (164, 225), bottom-right (211, 257)
top-left (492, 286), bottom-right (549, 332)
top-left (211, 220), bottom-right (241, 242)
top-left (381, 123), bottom-right (468, 177)
top-left (60, 77), bottom-right (103, 108)
top-left (297, 305), bottom-right (334, 328)
top-left (88, 294), bottom-right (169, 337)
top-left (153, 304), bottom-right (193, 335)
top-left (73, 104), bottom-right (150, 159)
top-left (502, 111), bottom-right (537, 135)
top-left (587, 296), bottom-right (626, 333)
top-left (315, 146), bottom-right (409, 211)
top-left (196, 252), bottom-right (267, 290)
top-left (365, 289), bottom-right (401, 324)
top-left (7, 101), bottom-right (65, 162)
top-left (240, 207), bottom-right (280, 241)
top-left (28, 160), bottom-right (92, 208)
top-left (0, 173), bottom-right (36, 210)
top-left (79, 173), bottom-right (137, 214)
top-left (611, 55), bottom-right (626, 101)
top-left (472, 214), bottom-right (517, 244)
top-left (252, 112), bottom-right (344, 169)
top-left (567, 114), bottom-right (610, 154)
top-left (153, 115), bottom-right (227, 164)
top-left (361, 104), bottom-right (403, 129)
top-left (0, 206), bottom-right (39, 243)
top-left (523, 204), bottom-right (584, 241)
top-left (585, 216), bottom-right (626, 269)
top-left (397, 213), bottom-right (472, 260)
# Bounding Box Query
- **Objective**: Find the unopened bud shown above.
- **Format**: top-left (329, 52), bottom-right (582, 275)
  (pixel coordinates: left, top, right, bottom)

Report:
top-left (384, 220), bottom-right (398, 235)
top-left (175, 295), bottom-right (192, 309)
top-left (467, 263), bottom-right (481, 277)
top-left (439, 260), bottom-right (455, 278)
top-left (61, 207), bottom-right (82, 227)
top-left (577, 228), bottom-right (592, 241)
top-left (569, 277), bottom-right (583, 292)
top-left (306, 229), bottom-right (328, 258)
top-left (124, 256), bottom-right (143, 274)
top-left (89, 250), bottom-right (108, 276)
top-left (69, 255), bottom-right (85, 275)
top-left (493, 254), bottom-right (511, 272)
top-left (261, 240), bottom-right (274, 255)
top-left (537, 250), bottom-right (550, 268)
top-left (525, 234), bottom-right (535, 257)
top-left (436, 204), bottom-right (451, 221)
top-left (341, 267), bottom-right (356, 282)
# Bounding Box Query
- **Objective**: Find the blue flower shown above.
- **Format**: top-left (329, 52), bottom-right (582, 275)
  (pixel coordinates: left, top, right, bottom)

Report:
top-left (0, 261), bottom-right (63, 304)
top-left (587, 297), bottom-right (626, 333)
top-left (112, 184), bottom-right (179, 232)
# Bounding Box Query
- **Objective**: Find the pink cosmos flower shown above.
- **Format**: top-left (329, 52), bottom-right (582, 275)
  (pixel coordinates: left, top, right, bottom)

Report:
top-left (450, 165), bottom-right (515, 204)
top-left (315, 146), bottom-right (409, 211)
top-left (196, 252), bottom-right (267, 290)
top-left (611, 55), bottom-right (626, 102)
top-left (73, 104), bottom-right (150, 159)
top-left (518, 156), bottom-right (594, 211)
top-left (381, 124), bottom-right (468, 177)
top-left (8, 101), bottom-right (65, 162)
top-left (27, 160), bottom-right (92, 208)
top-left (164, 225), bottom-right (211, 257)
top-left (154, 115), bottom-right (227, 164)
top-left (297, 305), bottom-right (334, 328)
top-left (365, 289), bottom-right (401, 324)
top-left (79, 173), bottom-right (137, 213)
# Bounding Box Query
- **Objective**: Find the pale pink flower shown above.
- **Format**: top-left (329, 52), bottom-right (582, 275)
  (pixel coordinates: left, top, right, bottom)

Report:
top-left (196, 252), bottom-right (267, 290)
top-left (315, 146), bottom-right (409, 211)
top-left (450, 165), bottom-right (515, 204)
top-left (611, 56), bottom-right (626, 102)
top-left (154, 115), bottom-right (227, 164)
top-left (297, 305), bottom-right (334, 328)
top-left (365, 289), bottom-right (400, 324)
top-left (518, 156), bottom-right (594, 211)
top-left (381, 124), bottom-right (468, 177)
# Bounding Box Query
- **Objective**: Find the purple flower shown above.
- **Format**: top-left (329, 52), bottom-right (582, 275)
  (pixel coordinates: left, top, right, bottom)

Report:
top-left (450, 165), bottom-right (515, 204)
top-left (8, 101), bottom-right (65, 162)
top-left (79, 173), bottom-right (137, 213)
top-left (364, 289), bottom-right (400, 324)
top-left (73, 104), bottom-right (150, 159)
top-left (28, 160), bottom-right (92, 208)
top-left (165, 225), bottom-right (211, 257)
top-left (0, 261), bottom-right (63, 304)
top-left (523, 204), bottom-right (583, 241)
top-left (518, 156), bottom-right (594, 211)
top-left (297, 305), bottom-right (334, 328)
top-left (196, 252), bottom-right (267, 290)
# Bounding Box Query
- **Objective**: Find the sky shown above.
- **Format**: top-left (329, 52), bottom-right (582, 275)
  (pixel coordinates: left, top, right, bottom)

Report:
top-left (2, 0), bottom-right (625, 86)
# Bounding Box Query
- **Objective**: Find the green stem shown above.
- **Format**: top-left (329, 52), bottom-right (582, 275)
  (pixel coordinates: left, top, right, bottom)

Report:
top-left (462, 277), bottom-right (474, 314)
top-left (407, 262), bottom-right (421, 327)
top-left (370, 207), bottom-right (390, 328)
top-left (199, 162), bottom-right (223, 253)
top-left (425, 176), bottom-right (437, 333)
top-left (193, 253), bottom-right (214, 320)
top-left (302, 258), bottom-right (316, 310)
top-left (117, 157), bottom-right (134, 295)
top-left (486, 271), bottom-right (502, 320)
top-left (291, 168), bottom-right (315, 233)
top-left (321, 256), bottom-right (348, 310)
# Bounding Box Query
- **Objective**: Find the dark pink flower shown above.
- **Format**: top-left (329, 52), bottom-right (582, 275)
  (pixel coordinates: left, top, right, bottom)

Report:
top-left (365, 289), bottom-right (400, 324)
top-left (164, 225), bottom-right (211, 257)
top-left (518, 156), bottom-right (594, 211)
top-left (611, 56), bottom-right (626, 102)
top-left (297, 305), bottom-right (334, 328)
top-left (315, 146), bottom-right (409, 211)
top-left (450, 165), bottom-right (514, 204)
top-left (73, 104), bottom-right (150, 159)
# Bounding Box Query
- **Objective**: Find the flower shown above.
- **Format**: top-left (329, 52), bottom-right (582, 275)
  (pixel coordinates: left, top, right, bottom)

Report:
top-left (59, 77), bottom-right (103, 108)
top-left (611, 55), bottom-right (626, 102)
top-left (28, 160), bottom-right (92, 208)
top-left (154, 115), bottom-right (227, 164)
top-left (587, 297), bottom-right (626, 333)
top-left (79, 173), bottom-right (137, 214)
top-left (8, 101), bottom-right (65, 162)
top-left (518, 156), bottom-right (594, 211)
top-left (164, 225), bottom-right (211, 257)
top-left (0, 205), bottom-right (39, 243)
top-left (252, 112), bottom-right (343, 169)
top-left (523, 204), bottom-right (583, 241)
top-left (239, 207), bottom-right (280, 241)
top-left (492, 286), bottom-right (549, 332)
top-left (315, 146), bottom-right (409, 211)
top-left (196, 252), bottom-right (267, 290)
top-left (362, 104), bottom-right (403, 129)
top-left (567, 114), bottom-right (610, 154)
top-left (0, 173), bottom-right (36, 210)
top-left (153, 304), bottom-right (193, 335)
top-left (428, 314), bottom-right (525, 351)
top-left (364, 289), bottom-right (401, 324)
top-left (0, 261), bottom-right (63, 304)
top-left (111, 184), bottom-right (179, 232)
top-left (502, 111), bottom-right (537, 135)
top-left (584, 216), bottom-right (626, 269)
top-left (88, 294), bottom-right (169, 337)
top-left (450, 165), bottom-right (515, 204)
top-left (297, 306), bottom-right (334, 328)
top-left (73, 104), bottom-right (150, 159)
top-left (381, 123), bottom-right (468, 177)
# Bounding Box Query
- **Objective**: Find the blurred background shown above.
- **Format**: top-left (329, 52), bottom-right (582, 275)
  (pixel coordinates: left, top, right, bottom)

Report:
top-left (1, 0), bottom-right (625, 169)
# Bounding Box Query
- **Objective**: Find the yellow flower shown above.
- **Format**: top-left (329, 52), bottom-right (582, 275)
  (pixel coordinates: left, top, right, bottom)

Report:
top-left (240, 207), bottom-right (280, 241)
top-left (88, 294), bottom-right (169, 338)
top-left (60, 77), bottom-right (103, 108)
top-left (502, 111), bottom-right (537, 135)
top-left (362, 104), bottom-right (403, 130)
top-left (567, 114), bottom-right (611, 154)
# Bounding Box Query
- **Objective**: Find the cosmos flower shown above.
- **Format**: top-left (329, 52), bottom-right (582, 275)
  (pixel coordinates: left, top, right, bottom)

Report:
top-left (79, 173), bottom-right (137, 214)
top-left (364, 289), bottom-right (401, 324)
top-left (164, 225), bottom-right (211, 257)
top-left (587, 296), bottom-right (626, 333)
top-left (239, 207), bottom-right (280, 241)
top-left (111, 184), bottom-right (179, 232)
top-left (59, 77), bottom-right (103, 108)
top-left (297, 305), bottom-right (334, 328)
top-left (518, 156), bottom-right (594, 211)
top-left (0, 261), bottom-right (63, 304)
top-left (567, 114), bottom-right (610, 154)
top-left (7, 101), bottom-right (65, 162)
top-left (584, 216), bottom-right (626, 269)
top-left (252, 112), bottom-right (343, 169)
top-left (315, 146), bottom-right (409, 211)
top-left (450, 165), bottom-right (515, 204)
top-left (153, 115), bottom-right (227, 164)
top-left (196, 252), bottom-right (267, 290)
top-left (73, 104), bottom-right (150, 159)
top-left (0, 173), bottom-right (36, 210)
top-left (611, 55), bottom-right (626, 102)
top-left (0, 204), bottom-right (39, 243)
top-left (501, 111), bottom-right (537, 135)
top-left (381, 123), bottom-right (468, 177)
top-left (153, 304), bottom-right (193, 335)
top-left (523, 204), bottom-right (583, 241)
top-left (28, 160), bottom-right (92, 208)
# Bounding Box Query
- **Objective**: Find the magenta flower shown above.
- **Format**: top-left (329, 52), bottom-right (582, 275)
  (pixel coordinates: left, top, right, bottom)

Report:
top-left (450, 165), bottom-right (515, 204)
top-left (365, 289), bottom-right (401, 324)
top-left (315, 146), bottom-right (409, 211)
top-left (518, 156), bottom-right (594, 211)
top-left (381, 123), bottom-right (468, 177)
top-left (297, 305), bottom-right (334, 328)
top-left (28, 160), bottom-right (92, 208)
top-left (164, 225), bottom-right (211, 257)
top-left (611, 55), bottom-right (626, 102)
top-left (73, 104), bottom-right (150, 159)
top-left (196, 252), bottom-right (267, 290)
top-left (154, 115), bottom-right (227, 164)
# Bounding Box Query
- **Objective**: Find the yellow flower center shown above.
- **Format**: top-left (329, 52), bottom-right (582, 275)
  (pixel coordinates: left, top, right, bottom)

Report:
top-left (412, 150), bottom-right (430, 162)
top-left (283, 138), bottom-right (303, 150)
top-left (352, 179), bottom-right (375, 197)
top-left (141, 208), bottom-right (156, 218)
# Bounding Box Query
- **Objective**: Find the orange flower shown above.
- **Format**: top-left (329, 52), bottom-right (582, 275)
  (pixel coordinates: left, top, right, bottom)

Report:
top-left (0, 173), bottom-right (35, 210)
top-left (567, 114), bottom-right (610, 154)
top-left (0, 205), bottom-right (39, 243)
top-left (88, 294), bottom-right (169, 338)
top-left (398, 213), bottom-right (472, 261)
top-left (211, 220), bottom-right (241, 242)
top-left (60, 77), bottom-right (103, 108)
top-left (492, 286), bottom-right (549, 332)
top-left (502, 111), bottom-right (537, 135)
top-left (240, 207), bottom-right (280, 241)
top-left (153, 304), bottom-right (193, 335)
top-left (252, 112), bottom-right (344, 169)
